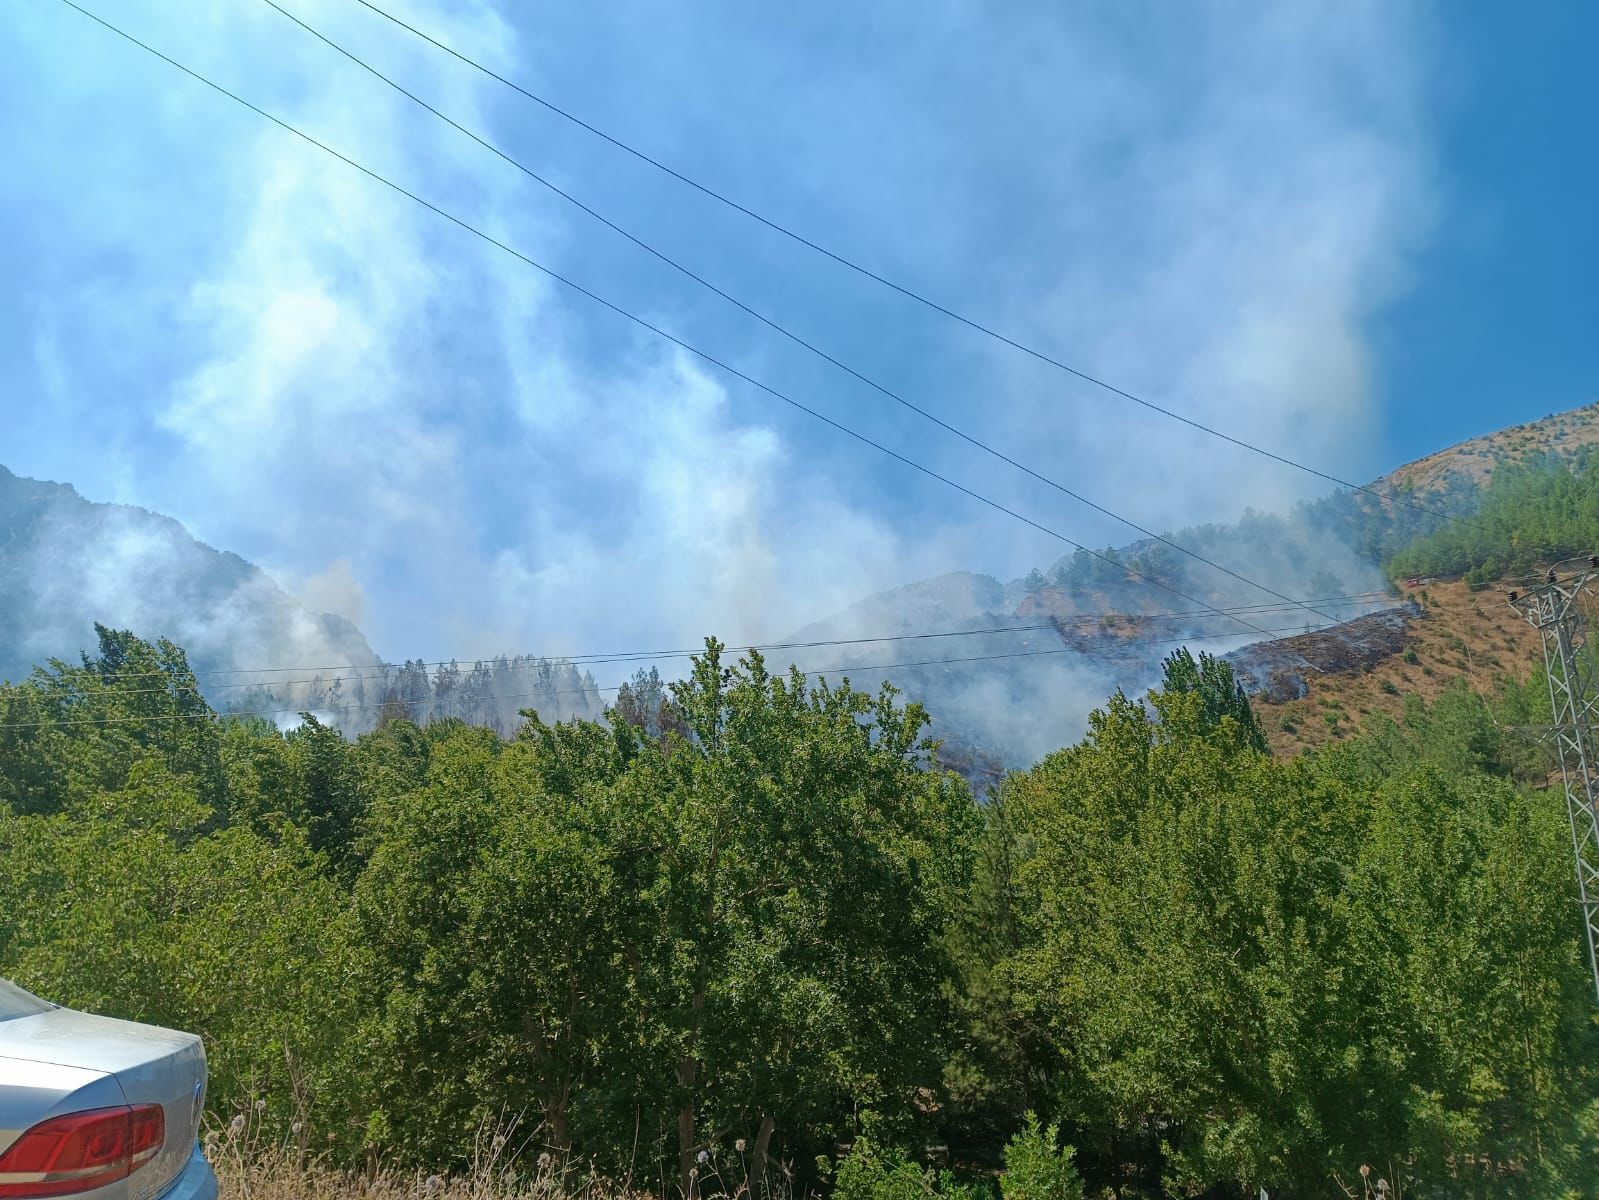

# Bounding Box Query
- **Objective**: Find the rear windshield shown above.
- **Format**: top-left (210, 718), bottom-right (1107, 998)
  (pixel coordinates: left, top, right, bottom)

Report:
top-left (0, 978), bottom-right (53, 1020)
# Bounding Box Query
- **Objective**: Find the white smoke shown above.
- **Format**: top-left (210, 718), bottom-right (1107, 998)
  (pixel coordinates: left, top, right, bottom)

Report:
top-left (9, 495), bottom-right (380, 686)
top-left (2, 0), bottom-right (1437, 755)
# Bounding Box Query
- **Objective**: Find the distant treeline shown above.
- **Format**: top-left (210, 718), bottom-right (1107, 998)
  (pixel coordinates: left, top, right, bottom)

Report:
top-left (2, 623), bottom-right (1595, 1198)
top-left (1019, 446), bottom-right (1599, 622)
top-left (223, 652), bottom-right (607, 737)
top-left (1388, 451), bottom-right (1599, 587)
top-left (1016, 469), bottom-right (1481, 614)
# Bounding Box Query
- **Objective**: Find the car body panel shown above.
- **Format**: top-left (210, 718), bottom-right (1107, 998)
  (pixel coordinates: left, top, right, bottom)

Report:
top-left (155, 1146), bottom-right (217, 1200)
top-left (0, 1008), bottom-right (201, 1079)
top-left (0, 983), bottom-right (213, 1200)
top-left (0, 1058), bottom-right (126, 1156)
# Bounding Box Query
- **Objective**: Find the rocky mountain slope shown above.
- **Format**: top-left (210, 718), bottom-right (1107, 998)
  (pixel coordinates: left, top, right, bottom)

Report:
top-left (1226, 603), bottom-right (1419, 704)
top-left (794, 401), bottom-right (1599, 777)
top-left (1376, 403), bottom-right (1599, 496)
top-left (0, 464), bottom-right (605, 734)
top-left (1242, 577), bottom-right (1548, 757)
top-left (10, 399), bottom-right (1596, 760)
top-left (0, 464), bottom-right (380, 688)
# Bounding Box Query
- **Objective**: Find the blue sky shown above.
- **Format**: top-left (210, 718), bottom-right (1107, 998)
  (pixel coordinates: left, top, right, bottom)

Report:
top-left (1375, 5), bottom-right (1599, 453)
top-left (1, 0), bottom-right (1594, 663)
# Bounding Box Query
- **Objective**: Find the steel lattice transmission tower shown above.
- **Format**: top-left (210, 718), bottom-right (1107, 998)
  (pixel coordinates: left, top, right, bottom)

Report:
top-left (1511, 559), bottom-right (1599, 1006)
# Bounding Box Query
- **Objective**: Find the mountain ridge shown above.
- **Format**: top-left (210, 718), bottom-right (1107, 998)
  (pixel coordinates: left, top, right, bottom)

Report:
top-left (0, 463), bottom-right (606, 735)
top-left (8, 398), bottom-right (1597, 765)
top-left (787, 400), bottom-right (1599, 774)
top-left (1373, 401), bottom-right (1599, 496)
top-left (0, 462), bottom-right (381, 687)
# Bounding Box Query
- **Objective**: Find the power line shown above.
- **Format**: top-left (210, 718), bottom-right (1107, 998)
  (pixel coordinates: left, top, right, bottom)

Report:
top-left (259, 0), bottom-right (1344, 628)
top-left (0, 620), bottom-right (1325, 732)
top-left (23, 598), bottom-right (1400, 704)
top-left (7, 594), bottom-right (1399, 703)
top-left (345, 0), bottom-right (1483, 534)
top-left (52, 0), bottom-right (1286, 645)
top-left (15, 591), bottom-right (1397, 691)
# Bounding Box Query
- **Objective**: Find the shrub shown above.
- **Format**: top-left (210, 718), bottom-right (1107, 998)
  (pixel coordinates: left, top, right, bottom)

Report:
top-left (1380, 680), bottom-right (1400, 696)
top-left (833, 1138), bottom-right (983, 1200)
top-left (1000, 1114), bottom-right (1082, 1200)
top-left (833, 1141), bottom-right (928, 1200)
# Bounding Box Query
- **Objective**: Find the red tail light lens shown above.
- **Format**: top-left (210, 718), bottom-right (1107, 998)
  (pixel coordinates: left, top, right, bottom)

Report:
top-left (0, 1105), bottom-right (165, 1197)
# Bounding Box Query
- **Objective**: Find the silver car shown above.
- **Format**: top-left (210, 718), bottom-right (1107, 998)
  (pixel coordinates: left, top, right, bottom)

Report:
top-left (0, 979), bottom-right (216, 1200)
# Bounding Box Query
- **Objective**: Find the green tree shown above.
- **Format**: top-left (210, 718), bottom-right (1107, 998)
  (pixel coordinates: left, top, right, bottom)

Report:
top-left (1159, 645), bottom-right (1268, 752)
top-left (1000, 1113), bottom-right (1082, 1200)
top-left (944, 785), bottom-right (1060, 1145)
top-left (339, 722), bottom-right (510, 1160)
top-left (987, 672), bottom-right (1599, 1195)
top-left (621, 642), bottom-right (978, 1196)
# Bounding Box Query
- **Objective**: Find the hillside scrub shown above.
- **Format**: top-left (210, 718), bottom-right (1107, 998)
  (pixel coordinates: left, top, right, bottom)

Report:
top-left (1387, 452), bottom-right (1599, 585)
top-left (3, 630), bottom-right (1599, 1196)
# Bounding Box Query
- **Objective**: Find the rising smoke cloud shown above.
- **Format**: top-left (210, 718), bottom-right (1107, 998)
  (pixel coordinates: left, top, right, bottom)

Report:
top-left (2, 0), bottom-right (1436, 757)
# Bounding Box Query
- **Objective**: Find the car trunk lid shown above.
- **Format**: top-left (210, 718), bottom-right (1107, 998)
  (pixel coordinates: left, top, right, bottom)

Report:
top-left (0, 1008), bottom-right (205, 1200)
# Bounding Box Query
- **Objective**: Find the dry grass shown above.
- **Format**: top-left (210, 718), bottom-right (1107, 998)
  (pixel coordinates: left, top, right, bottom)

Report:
top-left (207, 1114), bottom-right (638, 1200)
top-left (204, 1110), bottom-right (792, 1200)
top-left (1258, 577), bottom-right (1547, 756)
top-left (214, 1149), bottom-right (565, 1200)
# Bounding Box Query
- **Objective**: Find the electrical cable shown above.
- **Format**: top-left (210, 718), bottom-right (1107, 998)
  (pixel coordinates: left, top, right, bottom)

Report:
top-left (260, 0), bottom-right (1347, 626)
top-left (50, 0), bottom-right (1291, 643)
top-left (345, 0), bottom-right (1488, 534)
top-left (0, 619), bottom-right (1328, 731)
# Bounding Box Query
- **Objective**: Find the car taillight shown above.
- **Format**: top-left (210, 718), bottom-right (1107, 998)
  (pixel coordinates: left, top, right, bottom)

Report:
top-left (0, 1105), bottom-right (165, 1198)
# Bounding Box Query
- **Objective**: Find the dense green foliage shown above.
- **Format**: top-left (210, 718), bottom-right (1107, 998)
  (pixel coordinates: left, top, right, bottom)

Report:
top-left (3, 626), bottom-right (1598, 1197)
top-left (998, 1115), bottom-right (1083, 1200)
top-left (1388, 453), bottom-right (1599, 587)
top-left (951, 677), bottom-right (1599, 1196)
top-left (1155, 647), bottom-right (1268, 752)
top-left (0, 631), bottom-right (973, 1196)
